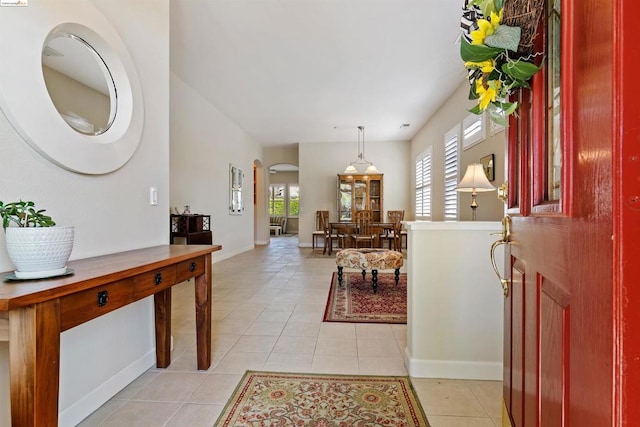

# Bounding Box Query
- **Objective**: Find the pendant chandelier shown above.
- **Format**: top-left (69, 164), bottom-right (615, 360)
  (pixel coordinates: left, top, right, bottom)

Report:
top-left (344, 126), bottom-right (379, 174)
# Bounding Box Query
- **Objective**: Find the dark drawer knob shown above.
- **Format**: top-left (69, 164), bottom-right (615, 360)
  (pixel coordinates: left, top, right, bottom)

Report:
top-left (97, 290), bottom-right (109, 307)
top-left (189, 262), bottom-right (196, 272)
top-left (154, 273), bottom-right (163, 285)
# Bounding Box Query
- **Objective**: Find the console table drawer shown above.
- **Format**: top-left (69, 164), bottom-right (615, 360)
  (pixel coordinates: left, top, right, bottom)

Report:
top-left (175, 256), bottom-right (206, 283)
top-left (133, 266), bottom-right (177, 299)
top-left (60, 279), bottom-right (134, 331)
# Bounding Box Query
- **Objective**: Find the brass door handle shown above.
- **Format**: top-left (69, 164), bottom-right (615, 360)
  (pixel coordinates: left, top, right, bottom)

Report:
top-left (490, 216), bottom-right (511, 297)
top-left (490, 240), bottom-right (510, 297)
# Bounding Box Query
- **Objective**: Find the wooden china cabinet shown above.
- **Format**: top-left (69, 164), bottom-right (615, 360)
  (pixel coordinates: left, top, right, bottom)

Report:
top-left (337, 173), bottom-right (383, 222)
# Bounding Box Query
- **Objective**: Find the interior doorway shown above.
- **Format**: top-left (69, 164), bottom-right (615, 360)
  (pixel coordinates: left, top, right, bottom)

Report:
top-left (268, 163), bottom-right (299, 235)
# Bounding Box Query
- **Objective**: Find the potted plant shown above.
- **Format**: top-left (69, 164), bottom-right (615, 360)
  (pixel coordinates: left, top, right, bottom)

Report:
top-left (0, 200), bottom-right (74, 279)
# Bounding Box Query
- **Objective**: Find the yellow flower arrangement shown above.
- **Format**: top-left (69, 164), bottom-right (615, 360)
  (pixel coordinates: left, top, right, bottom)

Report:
top-left (471, 9), bottom-right (503, 45)
top-left (461, 0), bottom-right (542, 125)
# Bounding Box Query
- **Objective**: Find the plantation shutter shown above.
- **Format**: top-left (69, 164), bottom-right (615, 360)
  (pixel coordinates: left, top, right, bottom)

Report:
top-left (444, 127), bottom-right (459, 220)
top-left (415, 147), bottom-right (432, 219)
top-left (462, 113), bottom-right (485, 150)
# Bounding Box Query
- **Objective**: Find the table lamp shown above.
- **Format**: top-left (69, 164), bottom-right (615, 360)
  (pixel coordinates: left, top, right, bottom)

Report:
top-left (456, 163), bottom-right (496, 220)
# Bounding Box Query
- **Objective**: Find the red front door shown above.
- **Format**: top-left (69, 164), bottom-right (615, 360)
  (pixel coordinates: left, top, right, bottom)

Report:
top-left (500, 0), bottom-right (637, 424)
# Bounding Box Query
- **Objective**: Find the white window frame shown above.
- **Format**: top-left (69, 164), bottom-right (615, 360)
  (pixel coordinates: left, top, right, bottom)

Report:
top-left (288, 184), bottom-right (299, 218)
top-left (462, 112), bottom-right (486, 150)
top-left (415, 147), bottom-right (432, 220)
top-left (269, 183), bottom-right (300, 218)
top-left (444, 126), bottom-right (460, 221)
top-left (268, 184), bottom-right (286, 216)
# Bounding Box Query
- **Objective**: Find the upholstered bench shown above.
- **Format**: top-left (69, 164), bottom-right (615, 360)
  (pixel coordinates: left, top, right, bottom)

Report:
top-left (335, 248), bottom-right (404, 293)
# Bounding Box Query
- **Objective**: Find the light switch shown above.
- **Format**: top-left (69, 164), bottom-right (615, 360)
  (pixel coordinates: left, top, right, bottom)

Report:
top-left (149, 187), bottom-right (158, 206)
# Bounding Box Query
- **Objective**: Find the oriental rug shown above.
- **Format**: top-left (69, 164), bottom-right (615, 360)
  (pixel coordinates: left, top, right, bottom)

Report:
top-left (213, 371), bottom-right (430, 427)
top-left (323, 271), bottom-right (407, 324)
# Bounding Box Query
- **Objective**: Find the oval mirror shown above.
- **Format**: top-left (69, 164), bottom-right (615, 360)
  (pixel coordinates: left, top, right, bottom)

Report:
top-left (41, 33), bottom-right (117, 136)
top-left (0, 8), bottom-right (144, 174)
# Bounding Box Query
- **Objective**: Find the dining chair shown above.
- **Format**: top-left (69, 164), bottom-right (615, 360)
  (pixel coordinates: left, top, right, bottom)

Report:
top-left (386, 210), bottom-right (405, 251)
top-left (319, 211), bottom-right (340, 254)
top-left (353, 210), bottom-right (376, 248)
top-left (312, 211), bottom-right (325, 250)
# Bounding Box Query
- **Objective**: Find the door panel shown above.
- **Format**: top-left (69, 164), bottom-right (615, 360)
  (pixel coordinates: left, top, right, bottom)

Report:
top-left (508, 264), bottom-right (525, 427)
top-left (540, 278), bottom-right (568, 427)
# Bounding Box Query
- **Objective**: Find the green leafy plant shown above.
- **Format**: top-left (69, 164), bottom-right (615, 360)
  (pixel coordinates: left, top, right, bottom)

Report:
top-left (461, 0), bottom-right (543, 125)
top-left (0, 200), bottom-right (56, 228)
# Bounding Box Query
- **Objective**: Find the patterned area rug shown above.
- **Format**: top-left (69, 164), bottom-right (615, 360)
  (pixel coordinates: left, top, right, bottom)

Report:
top-left (214, 371), bottom-right (430, 426)
top-left (323, 271), bottom-right (407, 324)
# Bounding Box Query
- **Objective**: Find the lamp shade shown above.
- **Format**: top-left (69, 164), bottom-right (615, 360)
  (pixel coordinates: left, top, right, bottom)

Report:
top-left (456, 163), bottom-right (496, 192)
top-left (365, 164), bottom-right (379, 174)
top-left (344, 165), bottom-right (358, 174)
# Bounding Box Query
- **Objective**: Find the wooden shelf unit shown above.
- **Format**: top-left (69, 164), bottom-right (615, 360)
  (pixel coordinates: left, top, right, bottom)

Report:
top-left (337, 173), bottom-right (383, 222)
top-left (170, 214), bottom-right (212, 244)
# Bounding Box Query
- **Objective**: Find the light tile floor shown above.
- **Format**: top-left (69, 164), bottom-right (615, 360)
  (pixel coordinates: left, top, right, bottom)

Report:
top-left (79, 235), bottom-right (502, 426)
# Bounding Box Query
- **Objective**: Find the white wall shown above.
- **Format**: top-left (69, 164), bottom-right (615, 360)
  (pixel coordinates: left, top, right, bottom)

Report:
top-left (405, 221), bottom-right (504, 380)
top-left (298, 139), bottom-right (411, 247)
top-left (170, 74), bottom-right (263, 261)
top-left (0, 1), bottom-right (169, 425)
top-left (411, 81), bottom-right (506, 221)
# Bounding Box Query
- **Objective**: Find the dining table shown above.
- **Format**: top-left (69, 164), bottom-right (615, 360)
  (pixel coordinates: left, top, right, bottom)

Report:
top-left (327, 222), bottom-right (394, 255)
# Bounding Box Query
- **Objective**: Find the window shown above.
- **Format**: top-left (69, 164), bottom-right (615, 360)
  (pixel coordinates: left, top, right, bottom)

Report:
top-left (288, 184), bottom-right (299, 217)
top-left (462, 113), bottom-right (485, 150)
top-left (415, 147), bottom-right (432, 219)
top-left (444, 126), bottom-right (459, 220)
top-left (269, 183), bottom-right (299, 217)
top-left (547, 0), bottom-right (561, 201)
top-left (269, 184), bottom-right (285, 215)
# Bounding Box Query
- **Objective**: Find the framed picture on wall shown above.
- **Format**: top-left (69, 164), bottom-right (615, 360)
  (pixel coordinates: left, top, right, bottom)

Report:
top-left (480, 154), bottom-right (495, 182)
top-left (229, 164), bottom-right (244, 214)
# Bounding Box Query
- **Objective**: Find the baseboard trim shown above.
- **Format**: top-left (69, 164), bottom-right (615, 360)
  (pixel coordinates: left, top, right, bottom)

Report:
top-left (405, 348), bottom-right (502, 380)
top-left (59, 349), bottom-right (156, 427)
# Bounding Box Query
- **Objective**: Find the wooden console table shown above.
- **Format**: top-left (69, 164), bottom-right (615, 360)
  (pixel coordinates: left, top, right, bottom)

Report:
top-left (0, 244), bottom-right (221, 426)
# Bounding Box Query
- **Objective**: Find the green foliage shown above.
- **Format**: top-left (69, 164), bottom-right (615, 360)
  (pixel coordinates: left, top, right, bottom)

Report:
top-left (289, 200), bottom-right (300, 216)
top-left (501, 58), bottom-right (542, 82)
top-left (460, 38), bottom-right (502, 62)
top-left (269, 200), bottom-right (285, 216)
top-left (485, 25), bottom-right (521, 52)
top-left (0, 200), bottom-right (56, 228)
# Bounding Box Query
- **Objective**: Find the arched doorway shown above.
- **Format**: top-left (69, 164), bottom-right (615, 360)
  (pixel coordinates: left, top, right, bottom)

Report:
top-left (267, 163), bottom-right (299, 235)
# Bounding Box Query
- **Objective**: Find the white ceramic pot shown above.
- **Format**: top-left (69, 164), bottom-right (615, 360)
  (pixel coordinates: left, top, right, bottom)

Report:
top-left (5, 226), bottom-right (74, 279)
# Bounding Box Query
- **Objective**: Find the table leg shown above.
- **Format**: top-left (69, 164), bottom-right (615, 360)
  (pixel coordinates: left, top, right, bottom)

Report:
top-left (154, 288), bottom-right (172, 368)
top-left (10, 300), bottom-right (61, 426)
top-left (195, 253), bottom-right (212, 370)
top-left (338, 266), bottom-right (343, 286)
top-left (372, 269), bottom-right (378, 293)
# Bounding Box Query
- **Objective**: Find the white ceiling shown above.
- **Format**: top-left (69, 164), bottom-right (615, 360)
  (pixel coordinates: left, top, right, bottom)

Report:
top-left (170, 0), bottom-right (466, 146)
